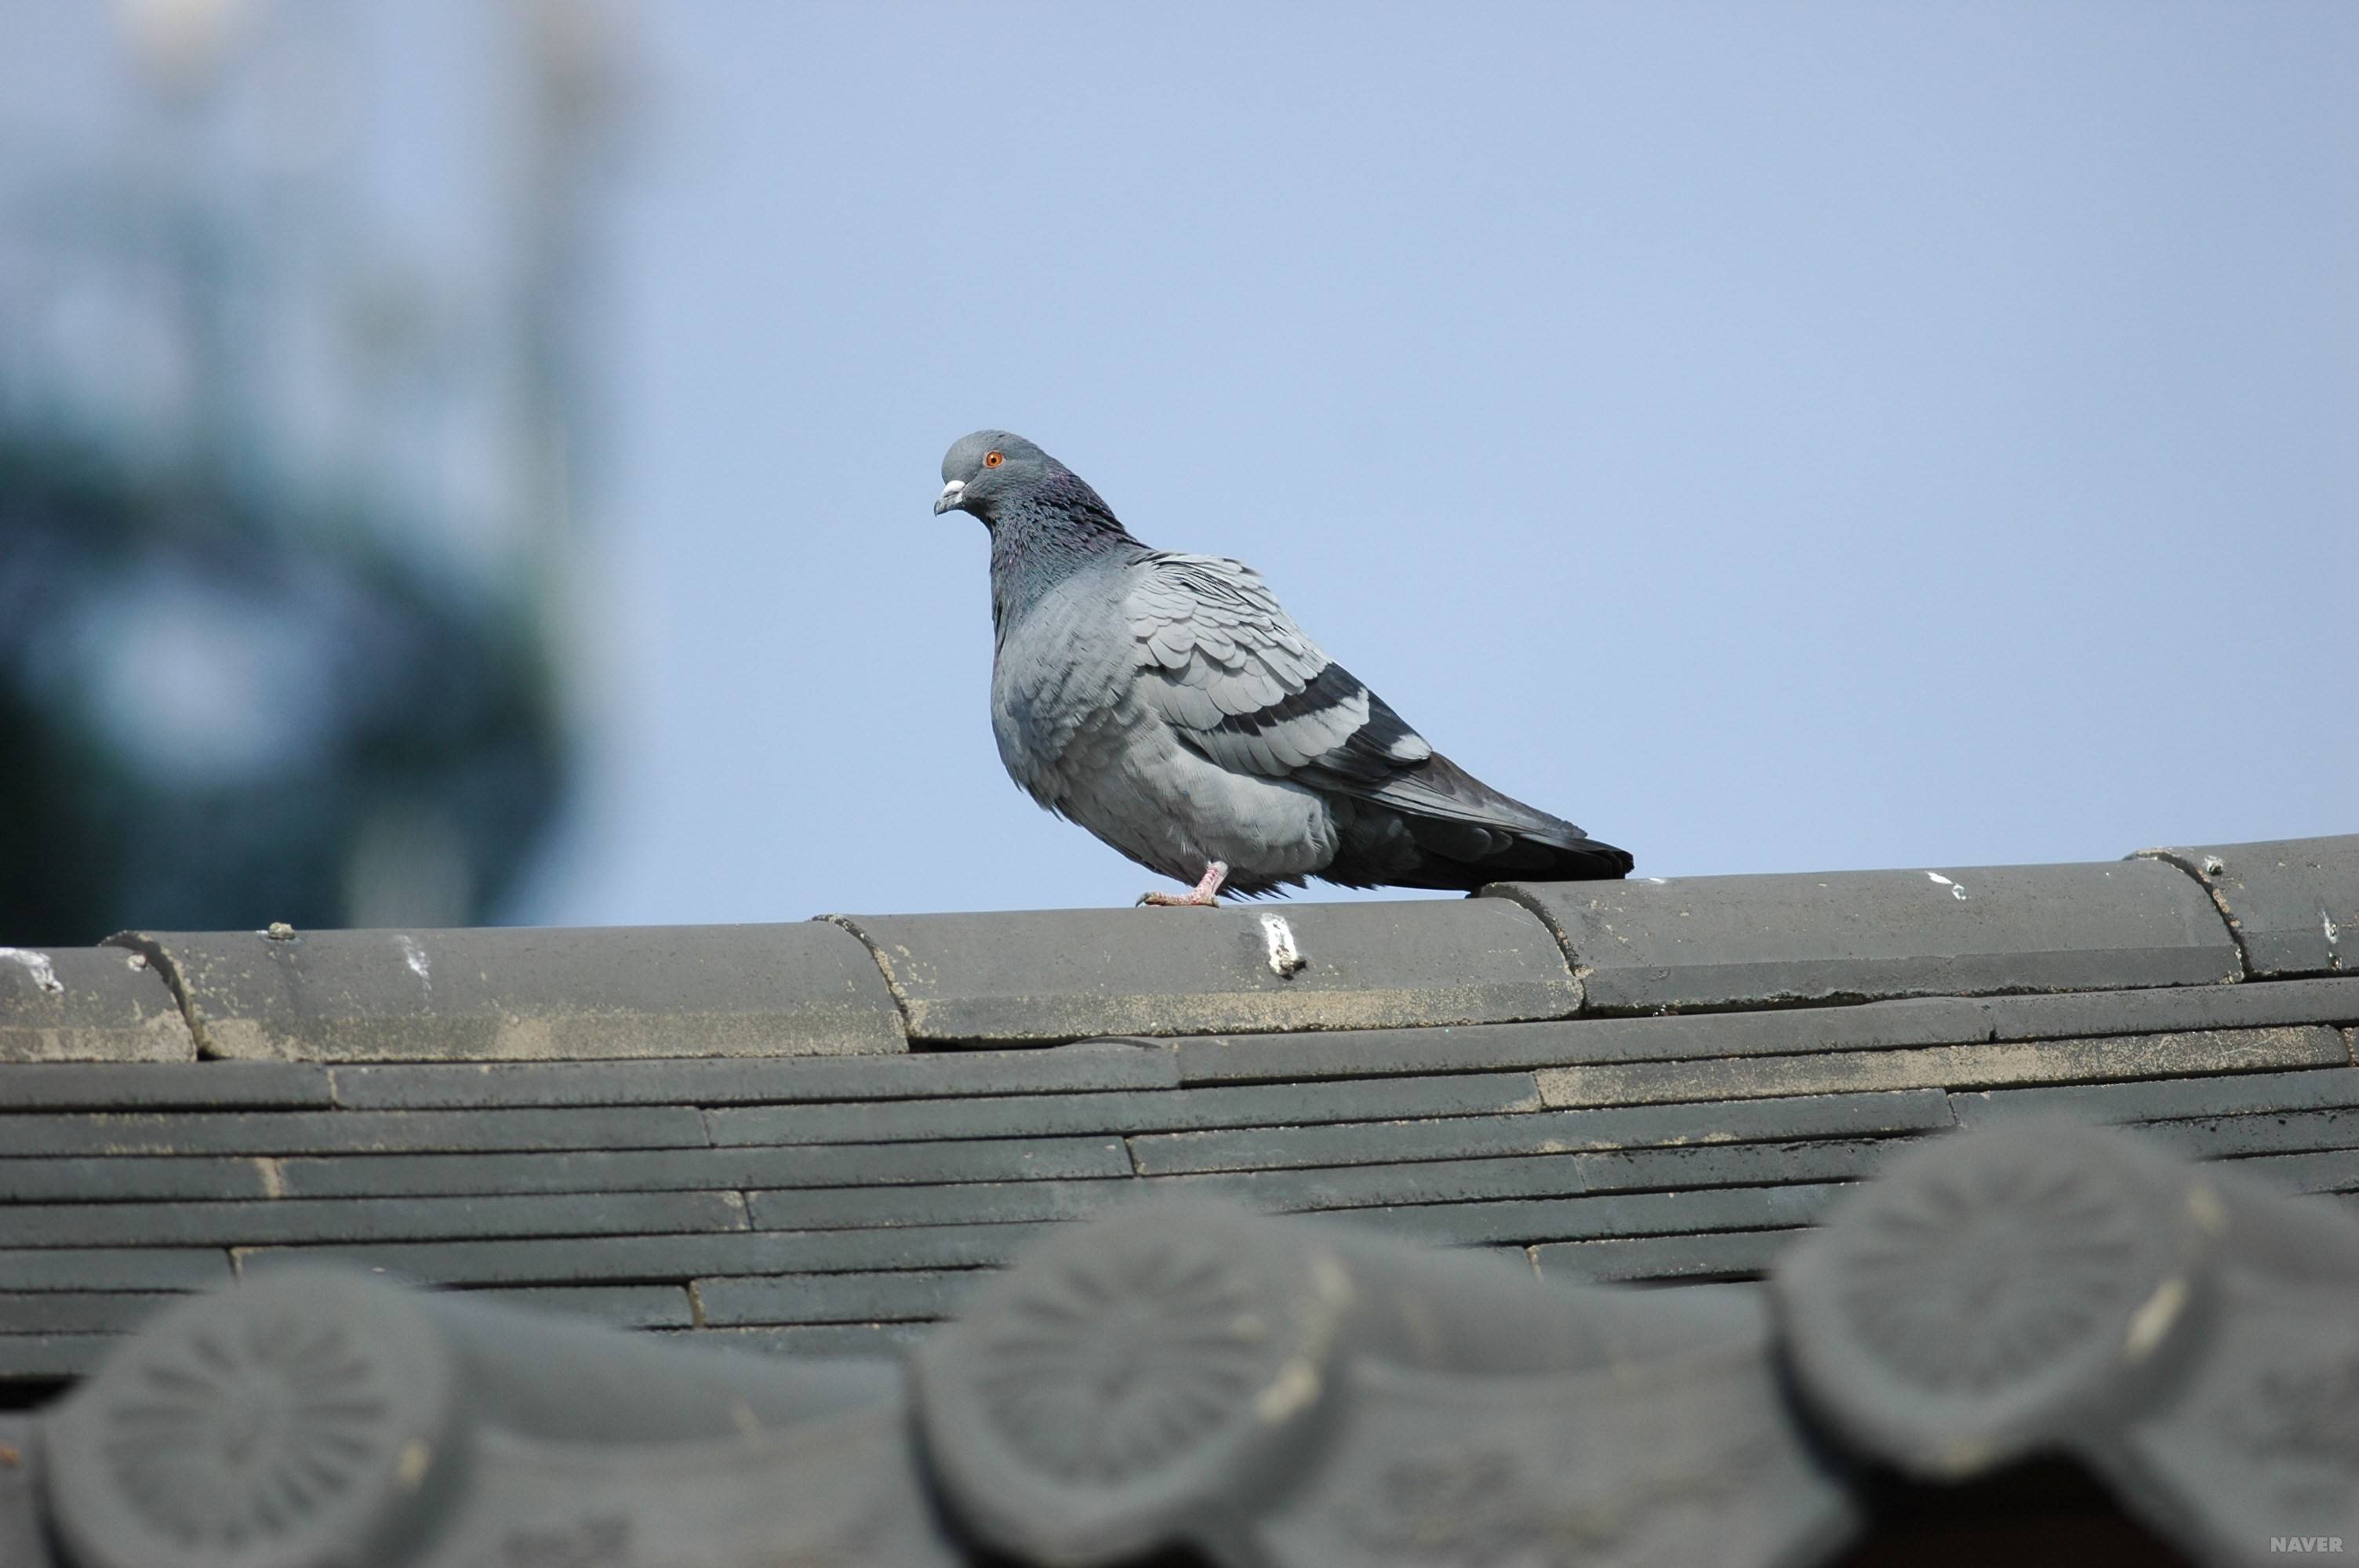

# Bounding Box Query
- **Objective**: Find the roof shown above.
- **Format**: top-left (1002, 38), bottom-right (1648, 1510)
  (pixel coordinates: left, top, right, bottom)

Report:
top-left (5, 1112), bottom-right (2357, 1567)
top-left (2, 833), bottom-right (2354, 1403)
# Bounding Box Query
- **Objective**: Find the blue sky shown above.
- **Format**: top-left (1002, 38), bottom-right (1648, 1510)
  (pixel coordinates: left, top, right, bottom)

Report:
top-left (545, 1), bottom-right (2354, 921)
top-left (9, 2), bottom-right (2355, 924)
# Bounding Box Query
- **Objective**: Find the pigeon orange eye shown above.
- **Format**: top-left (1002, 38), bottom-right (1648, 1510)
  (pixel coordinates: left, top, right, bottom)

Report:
top-left (984, 451), bottom-right (1005, 467)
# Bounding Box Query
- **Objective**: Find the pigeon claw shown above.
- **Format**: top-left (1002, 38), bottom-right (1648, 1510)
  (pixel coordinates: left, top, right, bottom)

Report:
top-left (1137, 860), bottom-right (1230, 908)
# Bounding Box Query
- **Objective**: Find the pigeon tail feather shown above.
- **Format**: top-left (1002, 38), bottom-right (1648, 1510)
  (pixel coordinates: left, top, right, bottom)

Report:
top-left (1323, 751), bottom-right (1634, 891)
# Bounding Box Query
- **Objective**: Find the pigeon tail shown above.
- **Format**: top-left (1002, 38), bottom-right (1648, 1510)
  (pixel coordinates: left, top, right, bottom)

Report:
top-left (1324, 752), bottom-right (1634, 892)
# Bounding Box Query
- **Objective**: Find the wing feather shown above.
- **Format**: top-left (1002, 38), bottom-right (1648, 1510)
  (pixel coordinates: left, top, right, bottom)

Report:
top-left (1117, 553), bottom-right (1597, 850)
top-left (1125, 554), bottom-right (1419, 789)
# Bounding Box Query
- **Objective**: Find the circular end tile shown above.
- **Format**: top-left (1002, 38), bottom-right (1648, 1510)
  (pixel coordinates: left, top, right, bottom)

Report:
top-left (45, 1270), bottom-right (467, 1568)
top-left (1775, 1121), bottom-right (2215, 1477)
top-left (914, 1204), bottom-right (1351, 1563)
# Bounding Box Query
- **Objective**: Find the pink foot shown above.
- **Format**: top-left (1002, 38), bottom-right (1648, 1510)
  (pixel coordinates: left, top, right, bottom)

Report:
top-left (1138, 861), bottom-right (1230, 907)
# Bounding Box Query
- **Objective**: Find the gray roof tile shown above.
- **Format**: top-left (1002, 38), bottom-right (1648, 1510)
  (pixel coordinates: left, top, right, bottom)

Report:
top-left (233, 1221), bottom-right (1060, 1287)
top-left (2135, 834), bottom-right (2359, 978)
top-left (467, 1284), bottom-right (696, 1329)
top-left (1536, 1024), bottom-right (2347, 1108)
top-left (0, 1294), bottom-right (174, 1335)
top-left (1164, 1138), bottom-right (1893, 1213)
top-left (1165, 978), bottom-right (2359, 1086)
top-left (1, 1190), bottom-right (747, 1249)
top-left (1172, 996), bottom-right (1993, 1082)
top-left (1955, 1065), bottom-right (2359, 1125)
top-left (1327, 1181), bottom-right (1850, 1247)
top-left (0, 1334), bottom-right (109, 1380)
top-left (0, 1059), bottom-right (331, 1110)
top-left (1973, 975), bottom-right (2359, 1037)
top-left (696, 1270), bottom-right (980, 1327)
top-left (1127, 1087), bottom-right (1952, 1174)
top-left (0, 1105), bottom-right (710, 1157)
top-left (828, 897), bottom-right (1577, 1043)
top-left (0, 1156), bottom-right (272, 1203)
top-left (704, 1071), bottom-right (1543, 1147)
top-left (270, 1136), bottom-right (1132, 1199)
top-left (0, 948), bottom-right (192, 1063)
top-left (2208, 1147), bottom-right (2359, 1194)
top-left (744, 1178), bottom-right (1132, 1232)
top-left (678, 1323), bottom-right (928, 1358)
top-left (104, 921), bottom-right (906, 1062)
top-left (741, 1138), bottom-right (1895, 1234)
top-left (2146, 1108), bottom-right (2359, 1159)
top-left (1488, 858), bottom-right (2238, 1011)
top-left (325, 1038), bottom-right (1177, 1108)
top-left (0, 1247), bottom-right (231, 1291)
top-left (1529, 1228), bottom-right (1808, 1283)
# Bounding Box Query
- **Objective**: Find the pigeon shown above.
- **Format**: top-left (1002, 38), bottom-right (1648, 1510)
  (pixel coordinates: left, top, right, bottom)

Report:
top-left (932, 430), bottom-right (1634, 903)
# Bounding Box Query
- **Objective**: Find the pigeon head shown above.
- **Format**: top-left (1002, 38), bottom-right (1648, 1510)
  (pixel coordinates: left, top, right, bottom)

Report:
top-left (933, 430), bottom-right (1066, 521)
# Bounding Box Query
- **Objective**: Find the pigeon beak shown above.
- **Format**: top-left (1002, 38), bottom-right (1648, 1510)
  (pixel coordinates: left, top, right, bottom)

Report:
top-left (932, 479), bottom-right (966, 516)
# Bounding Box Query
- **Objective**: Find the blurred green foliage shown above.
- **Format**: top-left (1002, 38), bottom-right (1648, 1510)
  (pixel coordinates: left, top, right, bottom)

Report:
top-left (0, 436), bottom-right (567, 944)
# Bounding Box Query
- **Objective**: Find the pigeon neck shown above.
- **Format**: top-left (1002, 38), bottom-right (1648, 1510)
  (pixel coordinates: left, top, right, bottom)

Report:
top-left (987, 483), bottom-right (1140, 635)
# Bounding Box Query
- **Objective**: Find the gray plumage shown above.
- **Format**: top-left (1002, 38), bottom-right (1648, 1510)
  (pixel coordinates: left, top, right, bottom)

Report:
top-left (933, 430), bottom-right (1633, 896)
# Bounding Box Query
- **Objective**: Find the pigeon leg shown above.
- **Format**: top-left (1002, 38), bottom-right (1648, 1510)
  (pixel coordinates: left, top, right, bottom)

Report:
top-left (1138, 860), bottom-right (1230, 907)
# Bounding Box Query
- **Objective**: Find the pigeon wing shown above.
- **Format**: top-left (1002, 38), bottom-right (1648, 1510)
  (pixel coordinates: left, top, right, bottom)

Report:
top-left (1122, 554), bottom-right (1390, 768)
top-left (1123, 553), bottom-right (1594, 845)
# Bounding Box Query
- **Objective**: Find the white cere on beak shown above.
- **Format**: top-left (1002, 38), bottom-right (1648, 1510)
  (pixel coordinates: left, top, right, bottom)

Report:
top-left (938, 479), bottom-right (965, 504)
